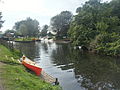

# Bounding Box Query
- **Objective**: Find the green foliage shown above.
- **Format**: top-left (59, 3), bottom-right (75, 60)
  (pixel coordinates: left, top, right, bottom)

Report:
top-left (110, 0), bottom-right (120, 18)
top-left (93, 33), bottom-right (120, 55)
top-left (40, 25), bottom-right (48, 37)
top-left (13, 17), bottom-right (40, 37)
top-left (50, 11), bottom-right (73, 39)
top-left (95, 21), bottom-right (109, 32)
top-left (68, 0), bottom-right (120, 56)
top-left (0, 12), bottom-right (4, 29)
top-left (90, 33), bottom-right (120, 56)
top-left (4, 29), bottom-right (16, 34)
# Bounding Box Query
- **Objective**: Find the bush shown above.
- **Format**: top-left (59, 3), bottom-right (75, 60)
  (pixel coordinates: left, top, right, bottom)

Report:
top-left (90, 33), bottom-right (120, 56)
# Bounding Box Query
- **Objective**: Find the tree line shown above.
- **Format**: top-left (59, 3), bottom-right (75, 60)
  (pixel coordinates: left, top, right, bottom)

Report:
top-left (1, 11), bottom-right (73, 39)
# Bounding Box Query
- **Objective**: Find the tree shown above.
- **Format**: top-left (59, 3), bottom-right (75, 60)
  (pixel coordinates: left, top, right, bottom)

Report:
top-left (110, 0), bottom-right (120, 18)
top-left (4, 29), bottom-right (15, 34)
top-left (13, 17), bottom-right (40, 37)
top-left (18, 24), bottom-right (28, 37)
top-left (69, 0), bottom-right (102, 46)
top-left (50, 11), bottom-right (73, 39)
top-left (0, 12), bottom-right (4, 29)
top-left (68, 0), bottom-right (120, 56)
top-left (40, 25), bottom-right (48, 37)
top-left (0, 0), bottom-right (4, 29)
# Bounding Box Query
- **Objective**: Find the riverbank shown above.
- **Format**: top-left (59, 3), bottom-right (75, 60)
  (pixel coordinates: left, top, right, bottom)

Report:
top-left (0, 45), bottom-right (61, 90)
top-left (15, 38), bottom-right (41, 42)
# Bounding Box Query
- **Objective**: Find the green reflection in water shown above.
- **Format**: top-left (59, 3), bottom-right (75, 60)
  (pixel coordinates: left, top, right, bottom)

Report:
top-left (51, 44), bottom-right (120, 90)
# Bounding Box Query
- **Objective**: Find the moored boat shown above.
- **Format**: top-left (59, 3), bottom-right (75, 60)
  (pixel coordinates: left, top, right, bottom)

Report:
top-left (21, 56), bottom-right (59, 85)
top-left (21, 56), bottom-right (42, 76)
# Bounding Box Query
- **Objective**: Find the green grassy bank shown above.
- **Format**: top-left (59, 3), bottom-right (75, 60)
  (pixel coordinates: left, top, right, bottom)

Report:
top-left (15, 38), bottom-right (33, 41)
top-left (15, 37), bottom-right (40, 41)
top-left (0, 45), bottom-right (61, 90)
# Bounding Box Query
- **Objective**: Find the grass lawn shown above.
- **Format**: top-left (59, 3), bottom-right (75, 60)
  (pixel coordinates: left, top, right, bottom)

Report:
top-left (15, 37), bottom-right (39, 41)
top-left (0, 45), bottom-right (61, 90)
top-left (15, 38), bottom-right (32, 41)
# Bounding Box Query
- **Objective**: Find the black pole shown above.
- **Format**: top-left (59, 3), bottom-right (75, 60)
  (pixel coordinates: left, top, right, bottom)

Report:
top-left (55, 78), bottom-right (59, 85)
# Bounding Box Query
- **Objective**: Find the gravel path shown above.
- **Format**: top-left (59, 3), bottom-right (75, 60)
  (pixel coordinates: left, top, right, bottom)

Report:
top-left (0, 62), bottom-right (5, 90)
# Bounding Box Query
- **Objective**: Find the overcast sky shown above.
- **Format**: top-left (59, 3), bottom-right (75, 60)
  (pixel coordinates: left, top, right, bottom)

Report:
top-left (0, 0), bottom-right (110, 32)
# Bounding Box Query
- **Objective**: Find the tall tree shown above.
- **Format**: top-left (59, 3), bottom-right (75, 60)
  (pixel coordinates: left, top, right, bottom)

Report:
top-left (13, 17), bottom-right (40, 37)
top-left (40, 25), bottom-right (48, 37)
top-left (69, 0), bottom-right (102, 46)
top-left (50, 11), bottom-right (73, 39)
top-left (0, 12), bottom-right (4, 29)
top-left (110, 0), bottom-right (120, 18)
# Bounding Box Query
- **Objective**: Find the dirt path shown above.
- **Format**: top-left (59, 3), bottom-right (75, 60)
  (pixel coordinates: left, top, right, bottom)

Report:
top-left (0, 62), bottom-right (5, 90)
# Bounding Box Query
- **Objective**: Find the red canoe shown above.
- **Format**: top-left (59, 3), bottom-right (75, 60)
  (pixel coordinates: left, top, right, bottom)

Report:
top-left (22, 57), bottom-right (42, 76)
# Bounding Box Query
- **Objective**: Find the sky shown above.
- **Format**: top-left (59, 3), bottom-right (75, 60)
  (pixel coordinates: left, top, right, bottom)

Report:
top-left (0, 0), bottom-right (111, 32)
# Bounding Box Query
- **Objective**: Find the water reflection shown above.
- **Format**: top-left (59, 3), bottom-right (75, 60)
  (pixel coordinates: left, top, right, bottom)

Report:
top-left (14, 42), bottom-right (120, 90)
top-left (70, 50), bottom-right (120, 90)
top-left (50, 44), bottom-right (120, 90)
top-left (15, 42), bottom-right (41, 60)
top-left (51, 43), bottom-right (73, 69)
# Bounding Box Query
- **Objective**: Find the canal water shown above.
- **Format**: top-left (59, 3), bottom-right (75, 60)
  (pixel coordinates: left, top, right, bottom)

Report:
top-left (14, 41), bottom-right (120, 90)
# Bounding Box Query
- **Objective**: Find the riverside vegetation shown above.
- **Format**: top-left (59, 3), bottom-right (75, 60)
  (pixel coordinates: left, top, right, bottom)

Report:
top-left (68, 0), bottom-right (120, 57)
top-left (0, 45), bottom-right (61, 90)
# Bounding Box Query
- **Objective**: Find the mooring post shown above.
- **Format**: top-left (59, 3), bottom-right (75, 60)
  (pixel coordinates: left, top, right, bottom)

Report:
top-left (55, 78), bottom-right (59, 85)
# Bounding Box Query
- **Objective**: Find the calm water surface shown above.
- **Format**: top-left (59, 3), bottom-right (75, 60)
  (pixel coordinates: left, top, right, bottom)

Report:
top-left (15, 41), bottom-right (120, 90)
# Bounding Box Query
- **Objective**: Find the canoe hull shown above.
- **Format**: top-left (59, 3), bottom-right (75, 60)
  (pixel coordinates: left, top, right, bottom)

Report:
top-left (22, 60), bottom-right (42, 76)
